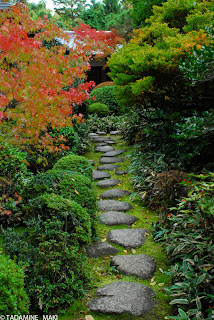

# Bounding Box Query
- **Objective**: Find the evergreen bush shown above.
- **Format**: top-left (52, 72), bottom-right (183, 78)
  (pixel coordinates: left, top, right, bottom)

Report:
top-left (22, 170), bottom-right (97, 235)
top-left (89, 86), bottom-right (122, 115)
top-left (0, 253), bottom-right (29, 315)
top-left (3, 206), bottom-right (91, 313)
top-left (87, 102), bottom-right (110, 117)
top-left (53, 154), bottom-right (93, 180)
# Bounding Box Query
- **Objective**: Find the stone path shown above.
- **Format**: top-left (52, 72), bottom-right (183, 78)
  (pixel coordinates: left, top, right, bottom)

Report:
top-left (86, 131), bottom-right (157, 316)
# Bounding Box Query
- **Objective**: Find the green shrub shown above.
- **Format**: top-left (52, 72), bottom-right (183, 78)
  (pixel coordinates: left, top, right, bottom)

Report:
top-left (3, 211), bottom-right (91, 313)
top-left (153, 173), bottom-right (214, 319)
top-left (89, 86), bottom-right (122, 115)
top-left (0, 253), bottom-right (29, 315)
top-left (72, 118), bottom-right (91, 155)
top-left (0, 143), bottom-right (31, 226)
top-left (22, 170), bottom-right (97, 234)
top-left (53, 154), bottom-right (93, 180)
top-left (87, 102), bottom-right (110, 117)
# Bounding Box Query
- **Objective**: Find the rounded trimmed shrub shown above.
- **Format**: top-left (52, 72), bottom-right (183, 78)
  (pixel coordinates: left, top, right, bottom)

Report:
top-left (53, 154), bottom-right (93, 180)
top-left (89, 86), bottom-right (122, 115)
top-left (0, 253), bottom-right (29, 315)
top-left (88, 102), bottom-right (110, 117)
top-left (22, 170), bottom-right (97, 234)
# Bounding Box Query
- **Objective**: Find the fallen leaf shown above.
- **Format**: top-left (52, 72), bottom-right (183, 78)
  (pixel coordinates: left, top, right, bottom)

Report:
top-left (145, 232), bottom-right (149, 236)
top-left (131, 248), bottom-right (136, 254)
top-left (75, 189), bottom-right (79, 195)
top-left (150, 277), bottom-right (155, 282)
top-left (159, 268), bottom-right (164, 273)
top-left (85, 315), bottom-right (95, 320)
top-left (123, 250), bottom-right (127, 254)
top-left (101, 238), bottom-right (106, 242)
top-left (158, 283), bottom-right (165, 286)
top-left (150, 281), bottom-right (156, 286)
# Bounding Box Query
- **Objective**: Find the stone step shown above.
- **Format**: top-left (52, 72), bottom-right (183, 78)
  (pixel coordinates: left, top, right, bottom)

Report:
top-left (86, 241), bottom-right (119, 258)
top-left (115, 170), bottom-right (127, 175)
top-left (98, 200), bottom-right (133, 211)
top-left (100, 157), bottom-right (124, 164)
top-left (110, 254), bottom-right (156, 279)
top-left (99, 211), bottom-right (138, 226)
top-left (100, 188), bottom-right (131, 199)
top-left (97, 131), bottom-right (107, 135)
top-left (101, 150), bottom-right (126, 157)
top-left (88, 281), bottom-right (156, 316)
top-left (110, 130), bottom-right (121, 135)
top-left (95, 146), bottom-right (115, 152)
top-left (108, 228), bottom-right (148, 248)
top-left (97, 164), bottom-right (121, 171)
top-left (93, 170), bottom-right (110, 181)
top-left (96, 179), bottom-right (121, 188)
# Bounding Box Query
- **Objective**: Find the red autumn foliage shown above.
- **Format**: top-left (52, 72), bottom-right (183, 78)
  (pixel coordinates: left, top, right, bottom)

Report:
top-left (0, 4), bottom-right (121, 152)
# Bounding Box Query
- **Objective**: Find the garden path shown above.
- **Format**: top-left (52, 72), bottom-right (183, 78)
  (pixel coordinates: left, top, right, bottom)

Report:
top-left (86, 132), bottom-right (157, 317)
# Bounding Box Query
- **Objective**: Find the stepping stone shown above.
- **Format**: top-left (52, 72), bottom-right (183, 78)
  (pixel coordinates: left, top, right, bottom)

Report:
top-left (97, 131), bottom-right (107, 135)
top-left (108, 229), bottom-right (147, 248)
top-left (86, 241), bottom-right (119, 258)
top-left (111, 254), bottom-right (156, 279)
top-left (89, 133), bottom-right (99, 137)
top-left (102, 150), bottom-right (126, 157)
top-left (97, 164), bottom-right (120, 171)
top-left (95, 143), bottom-right (109, 147)
top-left (115, 170), bottom-right (127, 175)
top-left (110, 130), bottom-right (121, 135)
top-left (95, 146), bottom-right (115, 153)
top-left (98, 200), bottom-right (133, 211)
top-left (96, 179), bottom-right (121, 188)
top-left (100, 189), bottom-right (131, 199)
top-left (105, 140), bottom-right (116, 145)
top-left (88, 281), bottom-right (156, 316)
top-left (99, 211), bottom-right (138, 226)
top-left (100, 157), bottom-right (124, 164)
top-left (92, 138), bottom-right (109, 143)
top-left (88, 160), bottom-right (94, 166)
top-left (93, 170), bottom-right (110, 181)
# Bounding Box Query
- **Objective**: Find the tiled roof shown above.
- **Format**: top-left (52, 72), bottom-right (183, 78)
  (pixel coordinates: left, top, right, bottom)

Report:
top-left (0, 1), bottom-right (12, 10)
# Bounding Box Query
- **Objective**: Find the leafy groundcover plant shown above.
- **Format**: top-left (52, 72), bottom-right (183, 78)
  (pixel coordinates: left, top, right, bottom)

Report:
top-left (153, 173), bottom-right (214, 319)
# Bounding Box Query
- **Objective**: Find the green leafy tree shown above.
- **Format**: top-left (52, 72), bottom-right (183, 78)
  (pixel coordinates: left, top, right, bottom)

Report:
top-left (53, 0), bottom-right (86, 27)
top-left (129, 0), bottom-right (167, 27)
top-left (103, 0), bottom-right (120, 15)
top-left (79, 0), bottom-right (106, 29)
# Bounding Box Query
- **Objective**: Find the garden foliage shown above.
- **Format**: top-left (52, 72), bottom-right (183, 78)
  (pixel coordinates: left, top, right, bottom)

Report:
top-left (88, 85), bottom-right (122, 115)
top-left (154, 174), bottom-right (214, 319)
top-left (0, 253), bottom-right (29, 315)
top-left (53, 154), bottom-right (93, 180)
top-left (87, 102), bottom-right (110, 117)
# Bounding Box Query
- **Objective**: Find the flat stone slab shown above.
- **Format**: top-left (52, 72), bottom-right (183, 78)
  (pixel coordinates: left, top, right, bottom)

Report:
top-left (99, 211), bottom-right (138, 226)
top-left (95, 146), bottom-right (115, 153)
top-left (92, 137), bottom-right (111, 143)
top-left (86, 242), bottom-right (119, 258)
top-left (100, 157), bottom-right (124, 164)
top-left (97, 131), bottom-right (107, 135)
top-left (96, 179), bottom-right (121, 188)
top-left (100, 189), bottom-right (131, 199)
top-left (108, 229), bottom-right (147, 248)
top-left (105, 140), bottom-right (116, 145)
top-left (110, 130), bottom-right (121, 135)
top-left (98, 200), bottom-right (133, 211)
top-left (97, 164), bottom-right (121, 171)
top-left (111, 254), bottom-right (156, 279)
top-left (95, 143), bottom-right (109, 147)
top-left (89, 133), bottom-right (100, 137)
top-left (115, 170), bottom-right (127, 175)
top-left (88, 281), bottom-right (156, 316)
top-left (93, 170), bottom-right (110, 181)
top-left (102, 150), bottom-right (126, 157)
